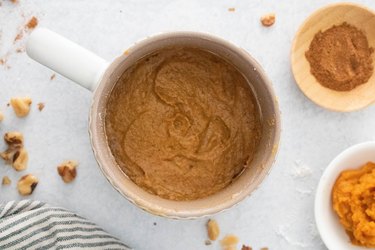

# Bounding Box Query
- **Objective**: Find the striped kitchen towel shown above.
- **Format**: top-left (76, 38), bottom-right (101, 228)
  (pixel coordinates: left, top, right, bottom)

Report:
top-left (0, 200), bottom-right (131, 249)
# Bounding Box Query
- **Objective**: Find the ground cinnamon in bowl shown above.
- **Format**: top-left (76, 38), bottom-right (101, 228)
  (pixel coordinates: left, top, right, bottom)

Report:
top-left (306, 22), bottom-right (374, 91)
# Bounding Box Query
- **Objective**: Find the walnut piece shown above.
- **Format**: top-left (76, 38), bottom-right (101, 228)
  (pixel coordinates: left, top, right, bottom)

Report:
top-left (57, 160), bottom-right (78, 183)
top-left (0, 131), bottom-right (28, 171)
top-left (260, 13), bottom-right (276, 27)
top-left (220, 235), bottom-right (239, 250)
top-left (207, 219), bottom-right (220, 241)
top-left (17, 174), bottom-right (38, 195)
top-left (2, 176), bottom-right (11, 185)
top-left (10, 97), bottom-right (32, 117)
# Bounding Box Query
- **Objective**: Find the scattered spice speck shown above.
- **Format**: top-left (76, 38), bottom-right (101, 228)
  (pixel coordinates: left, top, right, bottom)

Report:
top-left (153, 222), bottom-right (157, 226)
top-left (16, 48), bottom-right (24, 53)
top-left (14, 32), bottom-right (23, 42)
top-left (26, 16), bottom-right (38, 29)
top-left (37, 102), bottom-right (45, 111)
top-left (50, 74), bottom-right (56, 80)
top-left (204, 240), bottom-right (212, 245)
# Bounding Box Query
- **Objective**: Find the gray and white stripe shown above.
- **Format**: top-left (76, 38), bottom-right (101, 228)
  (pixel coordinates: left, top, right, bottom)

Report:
top-left (0, 200), bottom-right (131, 249)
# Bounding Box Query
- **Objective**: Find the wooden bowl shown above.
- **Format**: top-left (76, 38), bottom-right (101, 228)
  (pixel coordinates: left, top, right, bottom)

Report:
top-left (291, 3), bottom-right (375, 112)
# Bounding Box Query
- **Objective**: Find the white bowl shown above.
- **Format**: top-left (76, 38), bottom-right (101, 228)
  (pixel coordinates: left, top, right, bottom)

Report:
top-left (315, 141), bottom-right (375, 250)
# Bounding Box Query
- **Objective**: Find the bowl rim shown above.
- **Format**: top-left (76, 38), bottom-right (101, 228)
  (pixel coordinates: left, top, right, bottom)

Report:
top-left (89, 31), bottom-right (281, 219)
top-left (314, 141), bottom-right (375, 249)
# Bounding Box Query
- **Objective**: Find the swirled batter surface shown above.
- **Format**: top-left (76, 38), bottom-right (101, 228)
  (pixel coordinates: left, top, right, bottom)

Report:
top-left (105, 47), bottom-right (261, 201)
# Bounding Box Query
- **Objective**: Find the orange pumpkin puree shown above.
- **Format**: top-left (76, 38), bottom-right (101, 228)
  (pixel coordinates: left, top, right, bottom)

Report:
top-left (332, 162), bottom-right (375, 247)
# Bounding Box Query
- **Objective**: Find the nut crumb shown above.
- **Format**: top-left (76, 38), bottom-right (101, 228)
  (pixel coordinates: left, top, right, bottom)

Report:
top-left (228, 8), bottom-right (235, 12)
top-left (241, 245), bottom-right (252, 250)
top-left (10, 97), bottom-right (32, 117)
top-left (2, 176), bottom-right (11, 185)
top-left (10, 0), bottom-right (18, 3)
top-left (50, 74), bottom-right (56, 80)
top-left (205, 240), bottom-right (212, 245)
top-left (26, 16), bottom-right (38, 29)
top-left (220, 235), bottom-right (239, 250)
top-left (260, 248), bottom-right (269, 250)
top-left (207, 219), bottom-right (220, 241)
top-left (37, 102), bottom-right (45, 111)
top-left (57, 160), bottom-right (78, 183)
top-left (0, 131), bottom-right (28, 171)
top-left (17, 174), bottom-right (38, 195)
top-left (0, 110), bottom-right (4, 121)
top-left (260, 13), bottom-right (276, 27)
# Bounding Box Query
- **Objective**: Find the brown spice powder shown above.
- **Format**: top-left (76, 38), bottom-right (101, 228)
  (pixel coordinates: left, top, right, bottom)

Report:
top-left (26, 16), bottom-right (38, 29)
top-left (306, 22), bottom-right (374, 91)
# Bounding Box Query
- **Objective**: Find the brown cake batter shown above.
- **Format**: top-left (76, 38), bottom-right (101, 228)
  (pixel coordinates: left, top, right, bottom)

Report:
top-left (105, 47), bottom-right (261, 201)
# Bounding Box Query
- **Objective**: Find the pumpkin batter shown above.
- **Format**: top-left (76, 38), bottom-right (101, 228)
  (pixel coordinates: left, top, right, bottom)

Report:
top-left (105, 47), bottom-right (261, 201)
top-left (332, 162), bottom-right (375, 247)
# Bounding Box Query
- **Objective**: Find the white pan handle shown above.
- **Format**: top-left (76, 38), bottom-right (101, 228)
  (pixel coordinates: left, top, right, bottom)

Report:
top-left (26, 28), bottom-right (109, 91)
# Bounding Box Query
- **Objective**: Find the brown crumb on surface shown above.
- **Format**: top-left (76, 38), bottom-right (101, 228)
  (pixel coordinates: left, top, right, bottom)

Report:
top-left (207, 219), bottom-right (220, 241)
top-left (10, 0), bottom-right (18, 3)
top-left (37, 102), bottom-right (45, 111)
top-left (17, 174), bottom-right (38, 195)
top-left (57, 160), bottom-right (78, 183)
top-left (241, 245), bottom-right (252, 250)
top-left (50, 74), bottom-right (56, 80)
top-left (26, 16), bottom-right (38, 29)
top-left (260, 248), bottom-right (269, 250)
top-left (205, 240), bottom-right (212, 246)
top-left (0, 58), bottom-right (6, 65)
top-left (220, 235), bottom-right (239, 250)
top-left (0, 110), bottom-right (4, 121)
top-left (14, 32), bottom-right (23, 42)
top-left (261, 13), bottom-right (276, 27)
top-left (123, 50), bottom-right (130, 56)
top-left (2, 176), bottom-right (11, 185)
top-left (228, 7), bottom-right (235, 12)
top-left (10, 97), bottom-right (32, 117)
top-left (16, 48), bottom-right (25, 53)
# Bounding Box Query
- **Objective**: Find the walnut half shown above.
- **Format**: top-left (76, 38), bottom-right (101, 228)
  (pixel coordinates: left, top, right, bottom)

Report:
top-left (0, 131), bottom-right (28, 171)
top-left (10, 97), bottom-right (32, 117)
top-left (17, 174), bottom-right (38, 195)
top-left (57, 160), bottom-right (78, 183)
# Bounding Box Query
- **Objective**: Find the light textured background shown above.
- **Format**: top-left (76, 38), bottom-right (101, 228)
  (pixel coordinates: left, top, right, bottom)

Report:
top-left (1, 0), bottom-right (375, 249)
